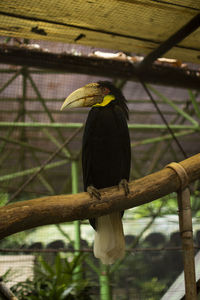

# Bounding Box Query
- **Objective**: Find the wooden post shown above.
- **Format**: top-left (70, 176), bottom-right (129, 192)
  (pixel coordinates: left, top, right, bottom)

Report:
top-left (167, 162), bottom-right (197, 299)
top-left (178, 188), bottom-right (197, 299)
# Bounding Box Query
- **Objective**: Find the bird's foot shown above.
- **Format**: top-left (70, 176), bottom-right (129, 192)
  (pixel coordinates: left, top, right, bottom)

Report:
top-left (119, 179), bottom-right (130, 196)
top-left (87, 185), bottom-right (101, 200)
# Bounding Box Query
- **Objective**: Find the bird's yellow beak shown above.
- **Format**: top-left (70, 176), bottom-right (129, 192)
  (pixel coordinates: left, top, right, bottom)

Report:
top-left (60, 83), bottom-right (104, 110)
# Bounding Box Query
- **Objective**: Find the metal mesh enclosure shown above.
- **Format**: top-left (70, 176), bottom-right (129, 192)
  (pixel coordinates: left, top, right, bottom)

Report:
top-left (0, 1), bottom-right (200, 299)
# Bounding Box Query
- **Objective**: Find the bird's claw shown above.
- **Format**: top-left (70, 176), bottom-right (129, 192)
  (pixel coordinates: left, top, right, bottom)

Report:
top-left (119, 179), bottom-right (130, 196)
top-left (87, 185), bottom-right (101, 200)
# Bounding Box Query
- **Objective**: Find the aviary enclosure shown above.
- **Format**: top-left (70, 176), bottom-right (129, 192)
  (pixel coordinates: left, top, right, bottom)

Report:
top-left (0, 1), bottom-right (200, 299)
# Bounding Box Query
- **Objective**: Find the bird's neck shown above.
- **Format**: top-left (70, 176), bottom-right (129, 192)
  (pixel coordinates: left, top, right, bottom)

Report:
top-left (93, 95), bottom-right (115, 107)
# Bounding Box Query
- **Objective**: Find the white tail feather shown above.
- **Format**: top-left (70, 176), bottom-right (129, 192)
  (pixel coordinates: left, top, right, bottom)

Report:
top-left (93, 212), bottom-right (125, 265)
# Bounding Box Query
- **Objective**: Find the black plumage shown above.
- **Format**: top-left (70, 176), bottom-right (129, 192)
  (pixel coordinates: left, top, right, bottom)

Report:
top-left (82, 81), bottom-right (131, 229)
top-left (61, 81), bottom-right (131, 264)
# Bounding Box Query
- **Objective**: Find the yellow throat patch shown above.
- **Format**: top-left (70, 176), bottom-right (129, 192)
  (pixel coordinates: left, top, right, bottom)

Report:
top-left (93, 94), bottom-right (115, 107)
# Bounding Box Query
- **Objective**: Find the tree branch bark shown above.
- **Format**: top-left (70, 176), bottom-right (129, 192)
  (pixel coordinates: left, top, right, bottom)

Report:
top-left (0, 153), bottom-right (199, 240)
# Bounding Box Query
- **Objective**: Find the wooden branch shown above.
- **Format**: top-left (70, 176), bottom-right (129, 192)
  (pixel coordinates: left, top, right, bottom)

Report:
top-left (0, 153), bottom-right (199, 240)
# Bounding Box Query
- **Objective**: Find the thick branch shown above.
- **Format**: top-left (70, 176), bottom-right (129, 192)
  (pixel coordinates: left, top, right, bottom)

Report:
top-left (0, 154), bottom-right (199, 239)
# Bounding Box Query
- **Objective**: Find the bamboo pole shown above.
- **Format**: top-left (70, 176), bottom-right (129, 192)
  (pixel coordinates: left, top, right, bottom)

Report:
top-left (0, 121), bottom-right (83, 128)
top-left (147, 85), bottom-right (198, 127)
top-left (42, 128), bottom-right (71, 159)
top-left (145, 141), bottom-right (165, 174)
top-left (0, 135), bottom-right (65, 157)
top-left (19, 67), bottom-right (27, 180)
top-left (26, 71), bottom-right (73, 162)
top-left (7, 127), bottom-right (82, 202)
top-left (0, 113), bottom-right (23, 157)
top-left (72, 160), bottom-right (81, 253)
top-left (26, 72), bottom-right (72, 154)
top-left (131, 130), bottom-right (194, 147)
top-left (0, 70), bottom-right (21, 94)
top-left (0, 153), bottom-right (199, 239)
top-left (0, 109), bottom-right (182, 116)
top-left (71, 160), bottom-right (82, 280)
top-left (178, 190), bottom-right (197, 299)
top-left (28, 113), bottom-right (71, 158)
top-left (0, 122), bottom-right (198, 130)
top-left (100, 264), bottom-right (111, 300)
top-left (27, 73), bottom-right (56, 124)
top-left (0, 159), bottom-right (68, 182)
top-left (189, 90), bottom-right (200, 119)
top-left (144, 108), bottom-right (186, 172)
top-left (0, 96), bottom-right (191, 105)
top-left (167, 162), bottom-right (197, 299)
top-left (30, 150), bottom-right (56, 195)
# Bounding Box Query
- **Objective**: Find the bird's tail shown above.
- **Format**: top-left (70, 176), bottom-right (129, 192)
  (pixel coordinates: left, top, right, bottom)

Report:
top-left (93, 212), bottom-right (125, 265)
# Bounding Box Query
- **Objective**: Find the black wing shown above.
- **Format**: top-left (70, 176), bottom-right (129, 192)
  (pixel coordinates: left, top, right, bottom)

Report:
top-left (82, 104), bottom-right (131, 191)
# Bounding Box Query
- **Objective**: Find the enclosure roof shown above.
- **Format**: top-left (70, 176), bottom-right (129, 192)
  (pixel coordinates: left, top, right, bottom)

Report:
top-left (0, 1), bottom-right (200, 64)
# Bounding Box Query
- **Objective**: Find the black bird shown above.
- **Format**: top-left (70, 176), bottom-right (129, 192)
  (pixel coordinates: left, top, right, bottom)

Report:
top-left (61, 81), bottom-right (131, 264)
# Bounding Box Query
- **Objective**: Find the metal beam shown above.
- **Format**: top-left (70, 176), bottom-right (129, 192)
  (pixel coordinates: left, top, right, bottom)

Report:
top-left (139, 13), bottom-right (200, 70)
top-left (0, 45), bottom-right (200, 90)
top-left (0, 121), bottom-right (198, 130)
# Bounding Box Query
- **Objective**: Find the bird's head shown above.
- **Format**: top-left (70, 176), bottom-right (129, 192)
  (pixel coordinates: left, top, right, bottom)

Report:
top-left (61, 81), bottom-right (129, 119)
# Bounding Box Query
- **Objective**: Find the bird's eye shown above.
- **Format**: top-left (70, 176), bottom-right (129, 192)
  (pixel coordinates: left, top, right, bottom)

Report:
top-left (103, 87), bottom-right (110, 95)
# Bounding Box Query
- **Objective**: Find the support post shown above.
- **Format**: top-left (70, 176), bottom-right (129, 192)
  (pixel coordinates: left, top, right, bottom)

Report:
top-left (178, 190), bottom-right (197, 299)
top-left (19, 67), bottom-right (27, 175)
top-left (0, 70), bottom-right (21, 94)
top-left (100, 264), bottom-right (111, 300)
top-left (71, 160), bottom-right (82, 280)
top-left (0, 121), bottom-right (198, 131)
top-left (167, 162), bottom-right (197, 299)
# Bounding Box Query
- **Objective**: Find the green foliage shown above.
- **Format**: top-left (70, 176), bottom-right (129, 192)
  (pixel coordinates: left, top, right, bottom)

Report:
top-left (0, 191), bottom-right (8, 206)
top-left (191, 190), bottom-right (200, 217)
top-left (133, 195), bottom-right (177, 219)
top-left (139, 278), bottom-right (165, 300)
top-left (133, 192), bottom-right (200, 219)
top-left (11, 253), bottom-right (93, 300)
top-left (0, 231), bottom-right (27, 249)
top-left (1, 267), bottom-right (19, 283)
top-left (112, 250), bottom-right (168, 299)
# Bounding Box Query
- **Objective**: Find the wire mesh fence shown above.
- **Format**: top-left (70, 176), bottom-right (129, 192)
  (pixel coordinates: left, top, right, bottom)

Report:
top-left (0, 220), bottom-right (200, 299)
top-left (0, 37), bottom-right (200, 299)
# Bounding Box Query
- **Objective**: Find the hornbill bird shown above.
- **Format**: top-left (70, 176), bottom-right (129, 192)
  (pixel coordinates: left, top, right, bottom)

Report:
top-left (61, 81), bottom-right (131, 264)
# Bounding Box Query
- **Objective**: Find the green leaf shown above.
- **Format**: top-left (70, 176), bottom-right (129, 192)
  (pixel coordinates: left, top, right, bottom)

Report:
top-left (37, 255), bottom-right (54, 276)
top-left (9, 252), bottom-right (92, 299)
top-left (60, 286), bottom-right (74, 299)
top-left (0, 192), bottom-right (8, 206)
top-left (55, 253), bottom-right (62, 277)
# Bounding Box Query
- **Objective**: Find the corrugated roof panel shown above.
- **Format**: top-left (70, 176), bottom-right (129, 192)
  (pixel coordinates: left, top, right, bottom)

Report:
top-left (0, 0), bottom-right (199, 63)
